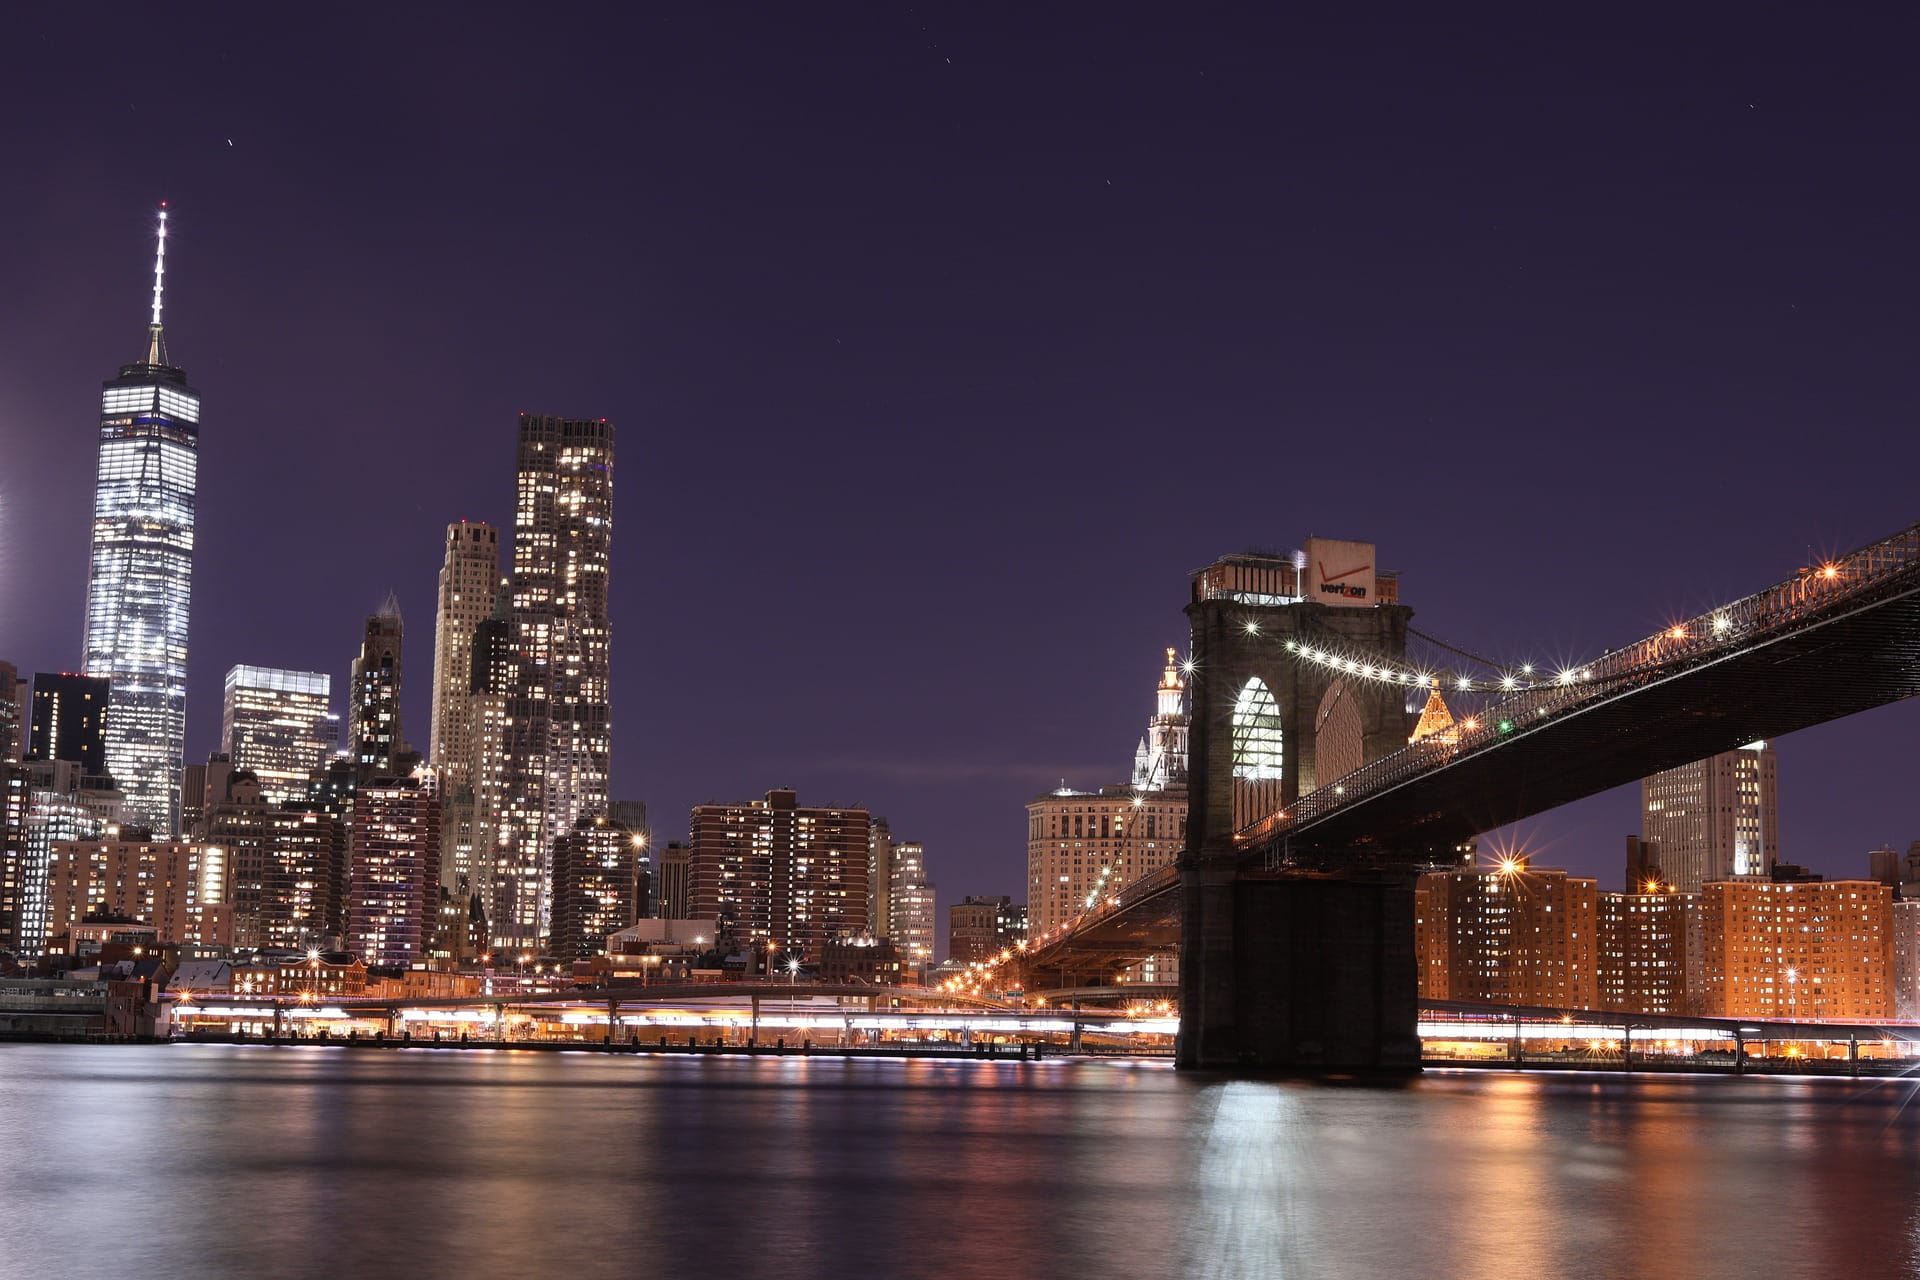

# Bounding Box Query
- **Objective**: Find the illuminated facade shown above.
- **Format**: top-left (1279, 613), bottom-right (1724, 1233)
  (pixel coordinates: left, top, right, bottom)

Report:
top-left (1414, 865), bottom-right (1599, 1009)
top-left (427, 520), bottom-right (499, 789)
top-left (0, 763), bottom-right (30, 953)
top-left (888, 838), bottom-right (935, 979)
top-left (81, 207), bottom-right (200, 835)
top-left (261, 807), bottom-right (343, 949)
top-left (202, 767), bottom-right (271, 947)
top-left (1641, 743), bottom-right (1778, 894)
top-left (1699, 878), bottom-right (1892, 1020)
top-left (549, 813), bottom-right (646, 960)
top-left (868, 819), bottom-right (936, 974)
top-left (1597, 890), bottom-right (1701, 1015)
top-left (45, 833), bottom-right (230, 948)
top-left (688, 790), bottom-right (869, 957)
top-left (348, 597), bottom-right (406, 780)
top-left (14, 761), bottom-right (123, 957)
top-left (346, 779), bottom-right (441, 967)
top-left (1131, 648), bottom-right (1189, 791)
top-left (453, 611), bottom-right (512, 906)
top-left (1027, 650), bottom-right (1190, 937)
top-left (1026, 786), bottom-right (1187, 937)
top-left (493, 414), bottom-right (615, 950)
top-left (1892, 899), bottom-right (1920, 1021)
top-left (220, 665), bottom-right (335, 806)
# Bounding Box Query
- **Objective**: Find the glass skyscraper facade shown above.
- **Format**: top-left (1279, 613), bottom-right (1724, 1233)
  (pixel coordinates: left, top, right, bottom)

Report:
top-left (82, 208), bottom-right (199, 834)
top-left (221, 665), bottom-right (336, 807)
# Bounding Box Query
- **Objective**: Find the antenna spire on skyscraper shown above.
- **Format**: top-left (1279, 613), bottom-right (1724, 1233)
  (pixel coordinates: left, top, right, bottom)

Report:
top-left (146, 202), bottom-right (169, 365)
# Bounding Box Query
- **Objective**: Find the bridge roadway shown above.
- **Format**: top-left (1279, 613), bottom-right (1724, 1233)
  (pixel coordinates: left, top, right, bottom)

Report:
top-left (182, 982), bottom-right (1014, 1015)
top-left (1418, 998), bottom-right (1920, 1047)
top-left (1012, 521), bottom-right (1920, 1043)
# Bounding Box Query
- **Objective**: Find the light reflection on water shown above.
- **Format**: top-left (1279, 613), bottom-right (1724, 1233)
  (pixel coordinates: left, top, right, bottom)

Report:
top-left (3, 1046), bottom-right (1919, 1279)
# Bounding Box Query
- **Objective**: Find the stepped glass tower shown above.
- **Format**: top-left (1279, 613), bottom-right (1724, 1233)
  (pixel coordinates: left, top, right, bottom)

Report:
top-left (82, 205), bottom-right (201, 834)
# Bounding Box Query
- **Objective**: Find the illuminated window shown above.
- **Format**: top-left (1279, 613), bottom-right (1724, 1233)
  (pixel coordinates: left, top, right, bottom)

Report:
top-left (1231, 677), bottom-right (1284, 780)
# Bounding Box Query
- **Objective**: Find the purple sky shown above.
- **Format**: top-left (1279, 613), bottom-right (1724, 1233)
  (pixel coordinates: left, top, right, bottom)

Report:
top-left (5, 6), bottom-right (1919, 907)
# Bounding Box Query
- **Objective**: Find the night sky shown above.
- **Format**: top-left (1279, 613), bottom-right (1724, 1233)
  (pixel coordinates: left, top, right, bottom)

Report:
top-left (6, 6), bottom-right (1920, 912)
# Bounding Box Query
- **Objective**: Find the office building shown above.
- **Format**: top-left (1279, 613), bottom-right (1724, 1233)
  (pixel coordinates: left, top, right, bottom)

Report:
top-left (1027, 786), bottom-right (1187, 937)
top-left (28, 673), bottom-right (111, 777)
top-left (888, 838), bottom-right (935, 979)
top-left (1414, 863), bottom-right (1599, 1009)
top-left (1027, 650), bottom-right (1190, 936)
top-left (1641, 743), bottom-right (1778, 894)
top-left (81, 206), bottom-right (201, 834)
top-left (427, 520), bottom-right (499, 789)
top-left (348, 596), bottom-right (406, 780)
top-left (1699, 877), bottom-right (1892, 1020)
top-left (550, 813), bottom-right (647, 961)
top-left (346, 778), bottom-right (441, 967)
top-left (870, 817), bottom-right (934, 968)
top-left (1597, 889), bottom-right (1700, 1015)
top-left (949, 895), bottom-right (1026, 966)
top-left (689, 789), bottom-right (868, 958)
top-left (221, 666), bottom-right (335, 806)
top-left (493, 413), bottom-right (615, 950)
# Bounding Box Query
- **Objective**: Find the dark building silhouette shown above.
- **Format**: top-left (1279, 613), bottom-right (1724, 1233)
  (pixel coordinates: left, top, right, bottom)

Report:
top-left (29, 673), bottom-right (111, 776)
top-left (349, 596), bottom-right (405, 782)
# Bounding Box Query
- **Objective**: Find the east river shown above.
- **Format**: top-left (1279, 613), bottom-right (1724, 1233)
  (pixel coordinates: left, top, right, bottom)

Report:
top-left (4, 1046), bottom-right (1919, 1279)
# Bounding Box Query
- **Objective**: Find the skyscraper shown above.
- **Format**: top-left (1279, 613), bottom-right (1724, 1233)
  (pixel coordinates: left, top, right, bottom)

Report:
top-left (493, 414), bottom-right (615, 950)
top-left (349, 595), bottom-right (405, 781)
top-left (28, 673), bottom-right (111, 776)
top-left (0, 662), bottom-right (24, 764)
top-left (221, 665), bottom-right (335, 806)
top-left (887, 837), bottom-right (936, 979)
top-left (427, 520), bottom-right (499, 788)
top-left (81, 205), bottom-right (200, 834)
top-left (1641, 743), bottom-right (1779, 894)
top-left (456, 609), bottom-right (513, 912)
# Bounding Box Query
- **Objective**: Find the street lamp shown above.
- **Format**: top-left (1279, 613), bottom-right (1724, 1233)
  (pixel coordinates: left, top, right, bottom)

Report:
top-left (787, 957), bottom-right (803, 985)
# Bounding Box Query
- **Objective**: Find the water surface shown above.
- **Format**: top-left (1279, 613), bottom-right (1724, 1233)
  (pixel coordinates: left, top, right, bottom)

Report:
top-left (3, 1045), bottom-right (1916, 1279)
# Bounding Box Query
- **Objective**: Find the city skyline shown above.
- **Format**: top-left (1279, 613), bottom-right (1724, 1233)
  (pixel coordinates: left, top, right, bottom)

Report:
top-left (6, 9), bottom-right (1920, 906)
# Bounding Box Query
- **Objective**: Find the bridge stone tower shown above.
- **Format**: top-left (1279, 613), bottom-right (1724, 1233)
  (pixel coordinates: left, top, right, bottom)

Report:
top-left (1179, 544), bottom-right (1423, 1071)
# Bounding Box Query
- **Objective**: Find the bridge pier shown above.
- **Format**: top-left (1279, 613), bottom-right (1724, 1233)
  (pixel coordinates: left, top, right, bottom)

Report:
top-left (1178, 869), bottom-right (1419, 1073)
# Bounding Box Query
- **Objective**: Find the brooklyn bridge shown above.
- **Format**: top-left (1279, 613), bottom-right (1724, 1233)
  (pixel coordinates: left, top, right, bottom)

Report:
top-left (983, 521), bottom-right (1920, 1070)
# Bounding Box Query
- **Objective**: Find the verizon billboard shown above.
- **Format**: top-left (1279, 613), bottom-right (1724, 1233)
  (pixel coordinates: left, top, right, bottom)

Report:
top-left (1303, 537), bottom-right (1376, 608)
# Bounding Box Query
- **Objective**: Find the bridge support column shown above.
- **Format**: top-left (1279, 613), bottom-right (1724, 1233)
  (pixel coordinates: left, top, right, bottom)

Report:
top-left (1178, 872), bottom-right (1419, 1073)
